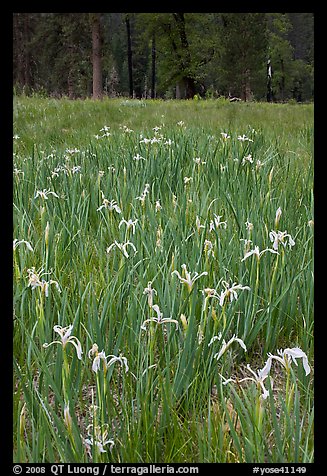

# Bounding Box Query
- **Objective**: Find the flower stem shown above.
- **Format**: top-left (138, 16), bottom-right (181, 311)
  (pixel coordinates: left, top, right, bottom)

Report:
top-left (62, 347), bottom-right (70, 402)
top-left (264, 253), bottom-right (279, 352)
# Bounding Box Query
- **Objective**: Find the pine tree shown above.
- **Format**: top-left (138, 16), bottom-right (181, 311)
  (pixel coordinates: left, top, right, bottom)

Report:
top-left (220, 13), bottom-right (268, 101)
top-left (91, 13), bottom-right (103, 100)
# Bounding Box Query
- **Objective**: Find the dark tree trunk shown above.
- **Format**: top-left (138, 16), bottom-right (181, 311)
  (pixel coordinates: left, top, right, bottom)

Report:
top-left (126, 15), bottom-right (134, 98)
top-left (91, 13), bottom-right (103, 100)
top-left (151, 33), bottom-right (156, 99)
top-left (13, 13), bottom-right (31, 90)
top-left (22, 14), bottom-right (31, 87)
top-left (176, 82), bottom-right (181, 99)
top-left (67, 68), bottom-right (75, 99)
top-left (280, 58), bottom-right (285, 102)
top-left (13, 14), bottom-right (24, 87)
top-left (172, 13), bottom-right (196, 99)
top-left (184, 77), bottom-right (196, 99)
top-left (176, 78), bottom-right (196, 99)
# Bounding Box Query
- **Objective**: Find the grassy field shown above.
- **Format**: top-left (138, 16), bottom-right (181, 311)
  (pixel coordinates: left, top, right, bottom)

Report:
top-left (13, 96), bottom-right (314, 463)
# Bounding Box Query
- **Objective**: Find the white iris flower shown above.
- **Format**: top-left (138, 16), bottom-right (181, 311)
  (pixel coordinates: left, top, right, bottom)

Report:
top-left (209, 214), bottom-right (227, 232)
top-left (119, 218), bottom-right (138, 235)
top-left (13, 239), bottom-right (33, 252)
top-left (141, 304), bottom-right (179, 331)
top-left (97, 195), bottom-right (121, 213)
top-left (221, 358), bottom-right (272, 400)
top-left (88, 343), bottom-right (129, 374)
top-left (269, 230), bottom-right (295, 251)
top-left (171, 264), bottom-right (208, 293)
top-left (267, 347), bottom-right (311, 376)
top-left (143, 281), bottom-right (157, 308)
top-left (275, 207), bottom-right (282, 227)
top-left (84, 424), bottom-right (114, 454)
top-left (209, 333), bottom-right (247, 360)
top-left (106, 240), bottom-right (137, 258)
top-left (43, 324), bottom-right (83, 360)
top-left (218, 281), bottom-right (251, 307)
top-left (34, 189), bottom-right (59, 200)
top-left (26, 267), bottom-right (61, 297)
top-left (241, 245), bottom-right (279, 262)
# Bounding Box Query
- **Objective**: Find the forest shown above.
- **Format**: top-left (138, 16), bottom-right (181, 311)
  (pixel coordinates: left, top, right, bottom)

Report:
top-left (13, 12), bottom-right (314, 102)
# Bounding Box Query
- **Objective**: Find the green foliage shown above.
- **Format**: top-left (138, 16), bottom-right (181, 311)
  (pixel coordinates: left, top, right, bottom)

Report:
top-left (219, 13), bottom-right (268, 100)
top-left (13, 13), bottom-right (314, 102)
top-left (266, 13), bottom-right (314, 102)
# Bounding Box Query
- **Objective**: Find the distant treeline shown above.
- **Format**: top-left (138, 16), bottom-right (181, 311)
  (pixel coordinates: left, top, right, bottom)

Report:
top-left (13, 13), bottom-right (314, 102)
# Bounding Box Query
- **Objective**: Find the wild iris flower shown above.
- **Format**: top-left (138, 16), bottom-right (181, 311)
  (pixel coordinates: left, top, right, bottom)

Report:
top-left (267, 347), bottom-right (311, 376)
top-left (133, 153), bottom-right (145, 161)
top-left (204, 239), bottom-right (215, 258)
top-left (221, 358), bottom-right (272, 400)
top-left (84, 424), bottom-right (114, 454)
top-left (26, 267), bottom-right (61, 297)
top-left (275, 207), bottom-right (282, 227)
top-left (119, 218), bottom-right (138, 235)
top-left (241, 245), bottom-right (279, 262)
top-left (218, 281), bottom-right (251, 307)
top-left (43, 325), bottom-right (83, 360)
top-left (155, 200), bottom-right (162, 212)
top-left (88, 344), bottom-right (129, 374)
top-left (171, 264), bottom-right (208, 293)
top-left (106, 240), bottom-right (137, 258)
top-left (143, 282), bottom-right (157, 308)
top-left (209, 333), bottom-right (247, 360)
top-left (209, 214), bottom-right (227, 232)
top-left (34, 189), bottom-right (59, 200)
top-left (97, 195), bottom-right (121, 213)
top-left (136, 183), bottom-right (150, 204)
top-left (269, 230), bottom-right (295, 251)
top-left (13, 239), bottom-right (33, 252)
top-left (141, 304), bottom-right (179, 331)
top-left (237, 134), bottom-right (253, 142)
top-left (245, 221), bottom-right (254, 231)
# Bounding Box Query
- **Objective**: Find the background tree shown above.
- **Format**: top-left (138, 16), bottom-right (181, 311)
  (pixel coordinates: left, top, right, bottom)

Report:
top-left (136, 13), bottom-right (216, 99)
top-left (266, 13), bottom-right (294, 102)
top-left (24, 13), bottom-right (92, 98)
top-left (91, 13), bottom-right (103, 100)
top-left (13, 12), bottom-right (314, 102)
top-left (104, 13), bottom-right (129, 96)
top-left (151, 32), bottom-right (156, 99)
top-left (287, 13), bottom-right (314, 102)
top-left (13, 13), bottom-right (33, 93)
top-left (220, 13), bottom-right (268, 101)
top-left (125, 14), bottom-right (134, 97)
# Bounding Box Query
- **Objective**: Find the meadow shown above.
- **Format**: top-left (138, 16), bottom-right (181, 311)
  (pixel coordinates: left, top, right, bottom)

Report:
top-left (13, 96), bottom-right (314, 463)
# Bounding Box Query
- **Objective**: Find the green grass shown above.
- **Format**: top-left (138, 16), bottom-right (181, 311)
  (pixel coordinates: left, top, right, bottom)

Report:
top-left (13, 96), bottom-right (314, 463)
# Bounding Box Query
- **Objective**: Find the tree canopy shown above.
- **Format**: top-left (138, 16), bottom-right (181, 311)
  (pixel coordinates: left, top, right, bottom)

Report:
top-left (13, 12), bottom-right (314, 102)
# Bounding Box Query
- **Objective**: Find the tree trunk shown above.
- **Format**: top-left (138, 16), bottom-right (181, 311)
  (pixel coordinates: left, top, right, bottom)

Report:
top-left (67, 68), bottom-right (75, 99)
top-left (176, 83), bottom-right (181, 99)
top-left (91, 13), bottom-right (103, 100)
top-left (184, 77), bottom-right (196, 99)
top-left (172, 13), bottom-right (196, 99)
top-left (126, 15), bottom-right (134, 98)
top-left (22, 14), bottom-right (31, 87)
top-left (13, 14), bottom-right (24, 87)
top-left (13, 13), bottom-right (31, 90)
top-left (241, 69), bottom-right (252, 102)
top-left (151, 33), bottom-right (156, 99)
top-left (280, 58), bottom-right (285, 102)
